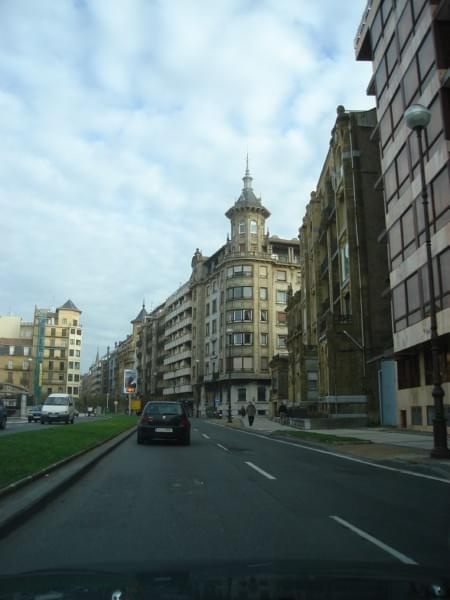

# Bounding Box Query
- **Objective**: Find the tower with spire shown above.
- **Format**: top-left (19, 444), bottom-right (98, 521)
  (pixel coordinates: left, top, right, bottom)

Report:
top-left (225, 156), bottom-right (271, 255)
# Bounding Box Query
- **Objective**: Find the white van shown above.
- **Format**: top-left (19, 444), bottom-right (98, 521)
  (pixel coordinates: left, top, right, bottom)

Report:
top-left (41, 393), bottom-right (76, 424)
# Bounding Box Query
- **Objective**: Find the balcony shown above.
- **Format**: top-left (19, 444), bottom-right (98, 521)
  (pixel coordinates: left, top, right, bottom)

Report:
top-left (164, 333), bottom-right (192, 352)
top-left (320, 257), bottom-right (329, 278)
top-left (165, 318), bottom-right (192, 338)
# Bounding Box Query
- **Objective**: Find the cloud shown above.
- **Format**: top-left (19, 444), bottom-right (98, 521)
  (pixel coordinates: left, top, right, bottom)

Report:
top-left (0, 0), bottom-right (374, 369)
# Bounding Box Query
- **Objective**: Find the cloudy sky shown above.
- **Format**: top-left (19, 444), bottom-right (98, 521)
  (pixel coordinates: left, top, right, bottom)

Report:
top-left (0, 0), bottom-right (374, 371)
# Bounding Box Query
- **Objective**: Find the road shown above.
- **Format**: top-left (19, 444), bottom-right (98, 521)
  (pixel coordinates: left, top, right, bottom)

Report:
top-left (0, 419), bottom-right (449, 575)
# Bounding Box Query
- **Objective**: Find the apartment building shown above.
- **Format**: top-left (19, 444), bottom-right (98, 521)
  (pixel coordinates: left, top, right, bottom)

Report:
top-left (287, 107), bottom-right (392, 423)
top-left (32, 300), bottom-right (83, 402)
top-left (355, 0), bottom-right (450, 429)
top-left (136, 304), bottom-right (166, 401)
top-left (0, 316), bottom-right (34, 413)
top-left (161, 283), bottom-right (193, 404)
top-left (190, 163), bottom-right (300, 417)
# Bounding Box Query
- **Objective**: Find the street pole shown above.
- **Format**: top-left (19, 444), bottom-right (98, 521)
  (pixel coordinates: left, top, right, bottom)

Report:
top-left (404, 104), bottom-right (449, 459)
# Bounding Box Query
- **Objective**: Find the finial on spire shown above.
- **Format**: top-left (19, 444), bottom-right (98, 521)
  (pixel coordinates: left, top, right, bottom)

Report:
top-left (243, 153), bottom-right (253, 190)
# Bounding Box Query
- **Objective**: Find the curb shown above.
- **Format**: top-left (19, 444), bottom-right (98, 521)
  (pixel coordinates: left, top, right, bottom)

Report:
top-left (0, 426), bottom-right (136, 538)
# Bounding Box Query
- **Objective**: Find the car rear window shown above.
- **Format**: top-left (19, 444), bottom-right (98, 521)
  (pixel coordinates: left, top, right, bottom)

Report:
top-left (45, 397), bottom-right (69, 406)
top-left (145, 403), bottom-right (183, 416)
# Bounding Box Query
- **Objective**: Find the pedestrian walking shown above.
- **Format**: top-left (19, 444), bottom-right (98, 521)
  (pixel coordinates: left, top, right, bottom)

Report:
top-left (278, 402), bottom-right (288, 424)
top-left (246, 401), bottom-right (256, 426)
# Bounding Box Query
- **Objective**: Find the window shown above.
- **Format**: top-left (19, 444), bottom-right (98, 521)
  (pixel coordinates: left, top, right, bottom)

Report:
top-left (277, 311), bottom-right (287, 325)
top-left (9, 346), bottom-right (14, 355)
top-left (260, 287), bottom-right (268, 300)
top-left (24, 347), bottom-right (30, 356)
top-left (277, 335), bottom-right (287, 348)
top-left (260, 310), bottom-right (268, 322)
top-left (69, 361), bottom-right (74, 369)
top-left (69, 350), bottom-right (74, 357)
top-left (250, 220), bottom-right (257, 234)
top-left (397, 355), bottom-right (420, 389)
top-left (76, 340), bottom-right (81, 346)
top-left (227, 265), bottom-right (253, 278)
top-left (49, 349), bottom-right (55, 358)
top-left (49, 361), bottom-right (54, 370)
top-left (307, 371), bottom-right (318, 391)
top-left (75, 362), bottom-right (80, 369)
top-left (260, 266), bottom-right (267, 277)
top-left (7, 371), bottom-right (13, 383)
top-left (73, 387), bottom-right (78, 395)
top-left (73, 320), bottom-right (78, 326)
top-left (51, 328), bottom-right (56, 336)
top-left (260, 333), bottom-right (268, 345)
top-left (212, 299), bottom-right (217, 313)
top-left (257, 386), bottom-right (266, 402)
top-left (62, 319), bottom-right (67, 325)
top-left (59, 361), bottom-right (64, 370)
top-left (7, 360), bottom-right (13, 370)
top-left (276, 290), bottom-right (288, 304)
top-left (411, 406), bottom-right (423, 425)
top-left (426, 405), bottom-right (435, 426)
top-left (74, 374), bottom-right (79, 382)
top-left (229, 332), bottom-right (253, 346)
top-left (205, 323), bottom-right (210, 336)
top-left (227, 286), bottom-right (253, 300)
top-left (23, 360), bottom-right (29, 370)
top-left (206, 285), bottom-right (210, 297)
top-left (205, 343), bottom-right (209, 356)
top-left (212, 319), bottom-right (217, 334)
top-left (238, 388), bottom-right (247, 402)
top-left (75, 350), bottom-right (80, 357)
top-left (239, 221), bottom-right (246, 234)
top-left (276, 270), bottom-right (287, 281)
top-left (206, 303), bottom-right (210, 316)
top-left (227, 309), bottom-right (253, 322)
top-left (67, 387), bottom-right (72, 394)
top-left (233, 357), bottom-right (253, 371)
top-left (76, 329), bottom-right (81, 336)
top-left (261, 357), bottom-right (269, 371)
top-left (70, 339), bottom-right (75, 345)
top-left (340, 242), bottom-right (350, 282)
top-left (68, 374), bottom-right (73, 382)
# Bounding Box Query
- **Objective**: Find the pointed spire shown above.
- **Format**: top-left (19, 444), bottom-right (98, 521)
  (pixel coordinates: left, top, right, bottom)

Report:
top-left (242, 153), bottom-right (253, 190)
top-left (95, 347), bottom-right (100, 363)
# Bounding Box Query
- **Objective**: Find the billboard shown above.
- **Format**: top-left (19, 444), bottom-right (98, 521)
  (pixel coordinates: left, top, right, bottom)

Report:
top-left (123, 369), bottom-right (137, 394)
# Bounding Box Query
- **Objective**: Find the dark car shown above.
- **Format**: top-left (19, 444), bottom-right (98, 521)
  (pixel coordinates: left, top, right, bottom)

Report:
top-left (0, 399), bottom-right (7, 429)
top-left (137, 401), bottom-right (191, 445)
top-left (27, 405), bottom-right (42, 423)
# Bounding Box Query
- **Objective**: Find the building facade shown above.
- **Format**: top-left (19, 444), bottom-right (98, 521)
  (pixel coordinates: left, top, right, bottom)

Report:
top-left (287, 107), bottom-right (393, 423)
top-left (190, 163), bottom-right (300, 417)
top-left (355, 0), bottom-right (450, 429)
top-left (32, 300), bottom-right (83, 403)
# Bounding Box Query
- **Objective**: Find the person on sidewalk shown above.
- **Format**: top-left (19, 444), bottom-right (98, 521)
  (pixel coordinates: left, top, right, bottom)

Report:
top-left (278, 402), bottom-right (288, 425)
top-left (246, 401), bottom-right (256, 426)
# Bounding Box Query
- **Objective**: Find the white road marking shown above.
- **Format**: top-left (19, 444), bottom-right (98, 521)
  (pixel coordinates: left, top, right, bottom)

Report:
top-left (201, 433), bottom-right (210, 439)
top-left (206, 423), bottom-right (450, 485)
top-left (245, 461), bottom-right (276, 480)
top-left (330, 515), bottom-right (418, 565)
top-left (193, 428), bottom-right (199, 433)
top-left (217, 443), bottom-right (229, 452)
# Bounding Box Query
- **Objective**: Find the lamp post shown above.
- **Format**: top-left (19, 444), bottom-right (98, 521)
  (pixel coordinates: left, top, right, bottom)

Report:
top-left (404, 104), bottom-right (450, 459)
top-left (226, 328), bottom-right (233, 423)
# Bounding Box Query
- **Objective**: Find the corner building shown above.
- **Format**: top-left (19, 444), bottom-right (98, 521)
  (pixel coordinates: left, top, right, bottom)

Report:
top-left (191, 164), bottom-right (300, 417)
top-left (355, 0), bottom-right (450, 429)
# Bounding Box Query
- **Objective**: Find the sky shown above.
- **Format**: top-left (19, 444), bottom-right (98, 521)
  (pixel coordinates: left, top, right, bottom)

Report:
top-left (0, 0), bottom-right (374, 372)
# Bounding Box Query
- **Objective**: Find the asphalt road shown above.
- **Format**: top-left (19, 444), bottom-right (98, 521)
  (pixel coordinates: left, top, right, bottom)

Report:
top-left (0, 419), bottom-right (449, 575)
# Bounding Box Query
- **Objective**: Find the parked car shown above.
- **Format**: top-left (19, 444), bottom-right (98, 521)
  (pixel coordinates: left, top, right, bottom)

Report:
top-left (0, 399), bottom-right (7, 430)
top-left (137, 401), bottom-right (191, 445)
top-left (28, 405), bottom-right (42, 422)
top-left (41, 393), bottom-right (76, 424)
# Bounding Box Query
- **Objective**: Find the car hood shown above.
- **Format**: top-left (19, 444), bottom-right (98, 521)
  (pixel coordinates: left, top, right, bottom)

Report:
top-left (0, 560), bottom-right (448, 599)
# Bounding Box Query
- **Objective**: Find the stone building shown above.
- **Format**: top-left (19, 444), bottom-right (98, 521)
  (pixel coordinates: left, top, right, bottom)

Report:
top-left (355, 0), bottom-right (450, 429)
top-left (190, 162), bottom-right (300, 417)
top-left (287, 107), bottom-right (392, 423)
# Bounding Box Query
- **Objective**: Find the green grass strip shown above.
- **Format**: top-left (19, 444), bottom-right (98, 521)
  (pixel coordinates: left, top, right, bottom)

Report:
top-left (0, 416), bottom-right (137, 490)
top-left (270, 430), bottom-right (371, 445)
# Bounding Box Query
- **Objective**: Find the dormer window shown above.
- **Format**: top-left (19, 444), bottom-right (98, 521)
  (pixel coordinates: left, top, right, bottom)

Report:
top-left (250, 220), bottom-right (257, 234)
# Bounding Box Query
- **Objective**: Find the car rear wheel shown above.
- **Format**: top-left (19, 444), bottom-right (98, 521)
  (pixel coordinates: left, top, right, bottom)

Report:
top-left (0, 417), bottom-right (6, 430)
top-left (181, 433), bottom-right (191, 446)
top-left (137, 434), bottom-right (145, 445)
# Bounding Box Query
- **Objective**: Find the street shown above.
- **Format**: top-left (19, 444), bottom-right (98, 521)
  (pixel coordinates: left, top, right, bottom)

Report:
top-left (0, 419), bottom-right (449, 575)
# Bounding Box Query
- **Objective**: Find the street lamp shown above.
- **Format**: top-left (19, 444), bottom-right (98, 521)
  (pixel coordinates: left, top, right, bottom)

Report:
top-left (404, 103), bottom-right (450, 459)
top-left (226, 328), bottom-right (233, 423)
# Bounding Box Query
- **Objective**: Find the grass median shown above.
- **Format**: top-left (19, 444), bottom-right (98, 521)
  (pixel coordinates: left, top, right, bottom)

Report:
top-left (270, 430), bottom-right (371, 445)
top-left (0, 416), bottom-right (137, 490)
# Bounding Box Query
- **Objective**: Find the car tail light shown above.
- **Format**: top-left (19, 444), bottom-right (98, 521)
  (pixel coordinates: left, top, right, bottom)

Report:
top-left (179, 414), bottom-right (189, 428)
top-left (140, 415), bottom-right (153, 424)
